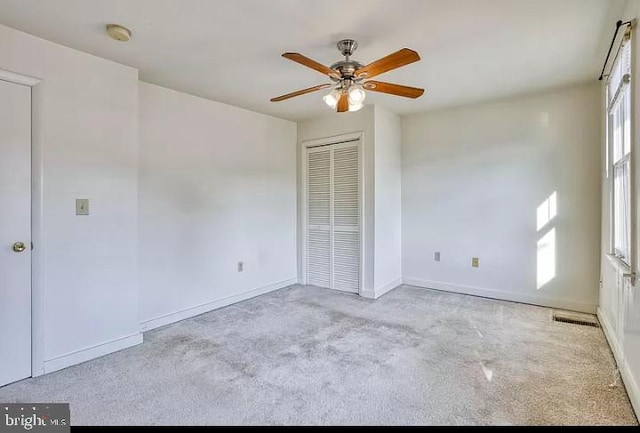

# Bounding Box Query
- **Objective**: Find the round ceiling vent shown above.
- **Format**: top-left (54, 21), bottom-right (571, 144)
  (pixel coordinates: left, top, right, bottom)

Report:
top-left (106, 24), bottom-right (131, 42)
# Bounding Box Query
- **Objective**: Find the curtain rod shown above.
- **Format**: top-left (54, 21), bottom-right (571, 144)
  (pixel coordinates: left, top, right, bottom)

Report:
top-left (599, 20), bottom-right (633, 81)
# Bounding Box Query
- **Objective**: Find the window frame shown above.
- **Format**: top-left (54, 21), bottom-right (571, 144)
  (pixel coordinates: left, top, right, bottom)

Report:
top-left (606, 29), bottom-right (635, 269)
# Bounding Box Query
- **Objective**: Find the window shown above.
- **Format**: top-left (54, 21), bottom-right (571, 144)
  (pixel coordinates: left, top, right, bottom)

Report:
top-left (608, 35), bottom-right (632, 264)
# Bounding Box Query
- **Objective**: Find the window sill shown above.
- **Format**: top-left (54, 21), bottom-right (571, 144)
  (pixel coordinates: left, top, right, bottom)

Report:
top-left (606, 253), bottom-right (634, 276)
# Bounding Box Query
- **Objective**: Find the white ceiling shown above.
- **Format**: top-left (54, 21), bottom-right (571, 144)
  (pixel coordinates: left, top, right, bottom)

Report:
top-left (0, 0), bottom-right (627, 121)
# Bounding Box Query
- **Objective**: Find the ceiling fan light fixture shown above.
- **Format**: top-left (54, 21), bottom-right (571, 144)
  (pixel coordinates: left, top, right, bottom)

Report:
top-left (323, 88), bottom-right (342, 109)
top-left (322, 94), bottom-right (336, 109)
top-left (271, 40), bottom-right (424, 113)
top-left (348, 86), bottom-right (366, 105)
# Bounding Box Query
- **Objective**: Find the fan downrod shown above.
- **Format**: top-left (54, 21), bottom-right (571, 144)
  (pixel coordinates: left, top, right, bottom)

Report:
top-left (330, 40), bottom-right (364, 82)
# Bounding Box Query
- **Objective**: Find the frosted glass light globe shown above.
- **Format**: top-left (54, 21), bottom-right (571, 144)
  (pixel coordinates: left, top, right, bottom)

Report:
top-left (348, 87), bottom-right (366, 104)
top-left (323, 89), bottom-right (341, 109)
top-left (349, 102), bottom-right (364, 112)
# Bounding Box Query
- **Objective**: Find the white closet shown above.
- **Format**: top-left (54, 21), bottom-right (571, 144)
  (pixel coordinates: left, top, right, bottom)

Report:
top-left (306, 140), bottom-right (361, 293)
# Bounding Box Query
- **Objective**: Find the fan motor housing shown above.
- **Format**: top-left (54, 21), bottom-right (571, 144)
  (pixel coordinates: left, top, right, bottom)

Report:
top-left (329, 60), bottom-right (365, 82)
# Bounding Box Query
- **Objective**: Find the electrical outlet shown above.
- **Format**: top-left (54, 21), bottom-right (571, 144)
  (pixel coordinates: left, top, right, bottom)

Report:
top-left (237, 261), bottom-right (244, 272)
top-left (472, 257), bottom-right (480, 268)
top-left (435, 252), bottom-right (441, 262)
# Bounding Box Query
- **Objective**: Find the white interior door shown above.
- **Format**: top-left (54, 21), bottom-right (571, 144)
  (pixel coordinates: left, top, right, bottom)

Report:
top-left (306, 140), bottom-right (361, 293)
top-left (0, 79), bottom-right (32, 387)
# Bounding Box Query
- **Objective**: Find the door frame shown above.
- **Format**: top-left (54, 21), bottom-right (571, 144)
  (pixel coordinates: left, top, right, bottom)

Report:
top-left (0, 68), bottom-right (45, 378)
top-left (300, 131), bottom-right (365, 296)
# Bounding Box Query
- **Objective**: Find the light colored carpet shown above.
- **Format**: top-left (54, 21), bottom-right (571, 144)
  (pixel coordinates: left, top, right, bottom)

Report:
top-left (0, 285), bottom-right (637, 426)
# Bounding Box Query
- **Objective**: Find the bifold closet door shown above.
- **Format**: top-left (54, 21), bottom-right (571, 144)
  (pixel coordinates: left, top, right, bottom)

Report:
top-left (307, 148), bottom-right (332, 288)
top-left (331, 143), bottom-right (360, 292)
top-left (306, 141), bottom-right (360, 293)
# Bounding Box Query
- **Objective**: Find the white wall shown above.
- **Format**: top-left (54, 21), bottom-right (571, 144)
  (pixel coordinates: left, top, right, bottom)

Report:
top-left (297, 106), bottom-right (376, 294)
top-left (373, 106), bottom-right (403, 295)
top-left (0, 24), bottom-right (141, 373)
top-left (599, 0), bottom-right (640, 417)
top-left (402, 83), bottom-right (602, 314)
top-left (138, 82), bottom-right (297, 329)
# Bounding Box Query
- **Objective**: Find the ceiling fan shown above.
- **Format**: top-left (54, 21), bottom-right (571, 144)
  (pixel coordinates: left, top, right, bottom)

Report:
top-left (271, 39), bottom-right (425, 113)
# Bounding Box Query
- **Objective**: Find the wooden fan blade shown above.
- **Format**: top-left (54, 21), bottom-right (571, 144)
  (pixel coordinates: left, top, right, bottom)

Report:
top-left (363, 81), bottom-right (424, 98)
top-left (356, 48), bottom-right (420, 79)
top-left (337, 92), bottom-right (349, 112)
top-left (282, 53), bottom-right (340, 78)
top-left (270, 83), bottom-right (333, 102)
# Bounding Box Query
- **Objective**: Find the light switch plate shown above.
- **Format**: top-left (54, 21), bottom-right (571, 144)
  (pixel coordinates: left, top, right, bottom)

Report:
top-left (472, 257), bottom-right (480, 268)
top-left (76, 199), bottom-right (89, 216)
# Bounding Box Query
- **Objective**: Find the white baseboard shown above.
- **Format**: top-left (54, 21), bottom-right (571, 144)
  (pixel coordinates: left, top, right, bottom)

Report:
top-left (375, 278), bottom-right (403, 299)
top-left (597, 308), bottom-right (640, 419)
top-left (403, 278), bottom-right (597, 314)
top-left (597, 308), bottom-right (622, 363)
top-left (44, 332), bottom-right (143, 374)
top-left (621, 357), bottom-right (640, 421)
top-left (359, 289), bottom-right (376, 299)
top-left (140, 277), bottom-right (298, 332)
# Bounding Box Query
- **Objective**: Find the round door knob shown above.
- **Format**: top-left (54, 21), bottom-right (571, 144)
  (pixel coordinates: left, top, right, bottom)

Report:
top-left (13, 242), bottom-right (26, 253)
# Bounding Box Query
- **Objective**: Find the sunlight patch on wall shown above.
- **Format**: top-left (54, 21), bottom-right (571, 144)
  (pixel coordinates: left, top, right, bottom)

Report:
top-left (537, 191), bottom-right (558, 290)
top-left (537, 228), bottom-right (556, 289)
top-left (537, 191), bottom-right (557, 231)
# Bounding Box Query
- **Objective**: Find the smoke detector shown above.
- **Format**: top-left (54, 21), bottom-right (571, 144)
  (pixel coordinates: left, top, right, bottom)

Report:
top-left (106, 24), bottom-right (131, 42)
